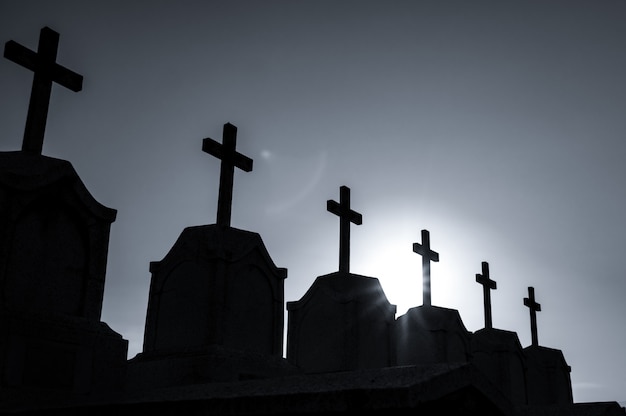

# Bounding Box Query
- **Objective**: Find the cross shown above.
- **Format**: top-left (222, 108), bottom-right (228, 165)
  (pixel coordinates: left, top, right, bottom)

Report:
top-left (327, 185), bottom-right (362, 274)
top-left (202, 123), bottom-right (253, 227)
top-left (4, 27), bottom-right (83, 154)
top-left (475, 261), bottom-right (497, 329)
top-left (413, 229), bottom-right (439, 307)
top-left (524, 286), bottom-right (542, 347)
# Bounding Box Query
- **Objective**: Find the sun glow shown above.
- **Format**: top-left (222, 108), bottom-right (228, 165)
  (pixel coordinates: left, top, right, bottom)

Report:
top-left (350, 208), bottom-right (487, 330)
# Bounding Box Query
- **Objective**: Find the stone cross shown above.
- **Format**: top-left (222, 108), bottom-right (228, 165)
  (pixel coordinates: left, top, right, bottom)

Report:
top-left (202, 123), bottom-right (253, 227)
top-left (4, 27), bottom-right (83, 154)
top-left (413, 229), bottom-right (439, 307)
top-left (524, 286), bottom-right (542, 347)
top-left (475, 261), bottom-right (497, 329)
top-left (327, 185), bottom-right (362, 274)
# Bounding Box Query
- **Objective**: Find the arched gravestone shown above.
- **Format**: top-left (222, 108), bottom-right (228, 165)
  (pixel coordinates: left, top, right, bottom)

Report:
top-left (470, 262), bottom-right (528, 405)
top-left (471, 329), bottom-right (528, 405)
top-left (396, 305), bottom-right (471, 365)
top-left (0, 153), bottom-right (128, 395)
top-left (127, 124), bottom-right (298, 389)
top-left (395, 230), bottom-right (472, 365)
top-left (524, 345), bottom-right (573, 405)
top-left (287, 272), bottom-right (397, 373)
top-left (286, 186), bottom-right (397, 373)
top-left (142, 225), bottom-right (287, 357)
top-left (0, 27), bottom-right (127, 398)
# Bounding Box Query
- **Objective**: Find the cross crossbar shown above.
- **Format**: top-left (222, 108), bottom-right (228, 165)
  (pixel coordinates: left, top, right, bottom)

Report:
top-left (413, 229), bottom-right (439, 307)
top-left (475, 261), bottom-right (497, 329)
top-left (202, 123), bottom-right (253, 227)
top-left (327, 185), bottom-right (362, 273)
top-left (4, 27), bottom-right (83, 154)
top-left (524, 286), bottom-right (542, 347)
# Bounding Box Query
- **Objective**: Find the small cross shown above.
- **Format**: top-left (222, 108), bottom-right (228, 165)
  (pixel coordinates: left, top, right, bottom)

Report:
top-left (475, 261), bottom-right (497, 329)
top-left (413, 229), bottom-right (439, 307)
top-left (202, 123), bottom-right (253, 227)
top-left (4, 27), bottom-right (83, 154)
top-left (327, 185), bottom-right (362, 274)
top-left (524, 286), bottom-right (542, 347)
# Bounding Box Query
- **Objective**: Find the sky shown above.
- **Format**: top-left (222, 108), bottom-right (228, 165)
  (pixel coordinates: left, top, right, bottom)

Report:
top-left (1, 0), bottom-right (625, 404)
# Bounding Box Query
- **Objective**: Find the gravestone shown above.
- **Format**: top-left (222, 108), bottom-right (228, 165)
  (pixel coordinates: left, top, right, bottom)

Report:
top-left (469, 262), bottom-right (528, 405)
top-left (524, 345), bottom-right (573, 405)
top-left (127, 124), bottom-right (297, 389)
top-left (0, 27), bottom-right (128, 400)
top-left (471, 328), bottom-right (528, 406)
top-left (522, 287), bottom-right (573, 405)
top-left (475, 261), bottom-right (496, 330)
top-left (396, 230), bottom-right (472, 365)
top-left (413, 229), bottom-right (439, 307)
top-left (396, 305), bottom-right (471, 365)
top-left (287, 186), bottom-right (397, 373)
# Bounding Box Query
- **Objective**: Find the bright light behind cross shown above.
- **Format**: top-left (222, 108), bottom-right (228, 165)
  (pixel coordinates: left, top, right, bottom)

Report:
top-left (351, 208), bottom-right (488, 329)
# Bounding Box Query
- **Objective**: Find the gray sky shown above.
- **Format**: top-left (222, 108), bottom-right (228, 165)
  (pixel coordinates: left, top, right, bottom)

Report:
top-left (1, 0), bottom-right (625, 404)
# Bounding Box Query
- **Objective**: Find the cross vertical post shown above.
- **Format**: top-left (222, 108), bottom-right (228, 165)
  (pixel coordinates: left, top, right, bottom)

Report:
top-left (524, 286), bottom-right (542, 347)
top-left (476, 261), bottom-right (497, 329)
top-left (4, 26), bottom-right (83, 154)
top-left (202, 123), bottom-right (253, 227)
top-left (327, 185), bottom-right (362, 274)
top-left (413, 229), bottom-right (439, 307)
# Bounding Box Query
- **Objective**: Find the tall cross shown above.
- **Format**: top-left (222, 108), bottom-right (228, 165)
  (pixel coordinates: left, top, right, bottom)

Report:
top-left (524, 286), bottom-right (542, 347)
top-left (327, 185), bottom-right (362, 274)
top-left (4, 27), bottom-right (83, 154)
top-left (202, 123), bottom-right (253, 227)
top-left (475, 261), bottom-right (497, 329)
top-left (413, 229), bottom-right (439, 307)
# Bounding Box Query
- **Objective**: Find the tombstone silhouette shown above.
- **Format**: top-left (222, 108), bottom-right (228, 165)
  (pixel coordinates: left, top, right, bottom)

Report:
top-left (4, 26), bottom-right (83, 154)
top-left (0, 27), bottom-right (127, 398)
top-left (128, 123), bottom-right (296, 389)
top-left (469, 262), bottom-right (528, 405)
top-left (476, 261), bottom-right (496, 329)
top-left (286, 186), bottom-right (396, 373)
top-left (396, 230), bottom-right (471, 366)
top-left (522, 287), bottom-right (573, 405)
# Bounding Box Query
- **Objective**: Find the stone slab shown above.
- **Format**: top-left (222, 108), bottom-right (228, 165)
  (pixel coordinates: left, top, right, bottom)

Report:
top-left (287, 271), bottom-right (396, 373)
top-left (471, 328), bottom-right (528, 405)
top-left (396, 305), bottom-right (472, 365)
top-left (143, 225), bottom-right (287, 357)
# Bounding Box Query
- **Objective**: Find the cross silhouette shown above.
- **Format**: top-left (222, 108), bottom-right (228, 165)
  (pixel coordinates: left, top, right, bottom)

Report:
top-left (327, 186), bottom-right (362, 273)
top-left (413, 229), bottom-right (439, 307)
top-left (475, 261), bottom-right (497, 329)
top-left (202, 123), bottom-right (253, 227)
top-left (4, 27), bottom-right (83, 154)
top-left (524, 286), bottom-right (542, 347)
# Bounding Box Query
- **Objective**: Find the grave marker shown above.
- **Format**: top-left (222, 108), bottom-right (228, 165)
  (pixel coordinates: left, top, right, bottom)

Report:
top-left (327, 186), bottom-right (362, 273)
top-left (413, 229), bottom-right (439, 307)
top-left (475, 261), bottom-right (496, 329)
top-left (202, 123), bottom-right (253, 227)
top-left (524, 286), bottom-right (541, 347)
top-left (4, 26), bottom-right (83, 154)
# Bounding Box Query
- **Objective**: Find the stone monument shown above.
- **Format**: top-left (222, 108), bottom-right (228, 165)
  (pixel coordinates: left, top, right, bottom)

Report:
top-left (0, 27), bottom-right (128, 402)
top-left (127, 123), bottom-right (297, 390)
top-left (470, 262), bottom-right (528, 405)
top-left (396, 230), bottom-right (472, 365)
top-left (287, 186), bottom-right (396, 373)
top-left (522, 286), bottom-right (573, 405)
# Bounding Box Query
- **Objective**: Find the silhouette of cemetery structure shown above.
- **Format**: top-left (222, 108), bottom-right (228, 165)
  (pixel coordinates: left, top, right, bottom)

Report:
top-left (0, 27), bottom-right (624, 416)
top-left (287, 186), bottom-right (397, 373)
top-left (126, 122), bottom-right (297, 390)
top-left (0, 27), bottom-right (127, 405)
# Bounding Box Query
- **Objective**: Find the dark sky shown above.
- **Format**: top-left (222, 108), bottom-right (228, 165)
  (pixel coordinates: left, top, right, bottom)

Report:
top-left (1, 0), bottom-right (626, 404)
